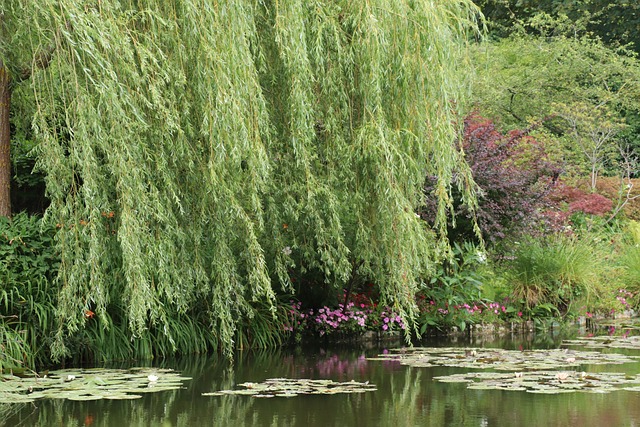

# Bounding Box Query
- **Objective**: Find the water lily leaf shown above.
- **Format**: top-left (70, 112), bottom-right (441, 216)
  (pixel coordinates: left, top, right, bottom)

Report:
top-left (432, 369), bottom-right (640, 395)
top-left (563, 336), bottom-right (640, 351)
top-left (103, 394), bottom-right (143, 400)
top-left (369, 347), bottom-right (638, 371)
top-left (0, 368), bottom-right (190, 404)
top-left (66, 394), bottom-right (104, 401)
top-left (527, 388), bottom-right (575, 394)
top-left (204, 378), bottom-right (376, 398)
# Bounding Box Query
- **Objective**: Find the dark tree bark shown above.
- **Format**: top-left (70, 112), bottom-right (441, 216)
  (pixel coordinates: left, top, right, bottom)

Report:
top-left (0, 60), bottom-right (11, 217)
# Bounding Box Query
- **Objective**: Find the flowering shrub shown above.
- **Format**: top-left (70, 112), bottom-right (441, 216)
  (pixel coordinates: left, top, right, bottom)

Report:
top-left (417, 296), bottom-right (522, 334)
top-left (583, 288), bottom-right (638, 321)
top-left (287, 290), bottom-right (522, 341)
top-left (313, 303), bottom-right (369, 336)
top-left (285, 294), bottom-right (406, 340)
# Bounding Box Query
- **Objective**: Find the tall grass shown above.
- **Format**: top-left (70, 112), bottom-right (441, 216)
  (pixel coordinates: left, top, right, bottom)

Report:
top-left (505, 234), bottom-right (606, 314)
top-left (65, 301), bottom-right (221, 365)
top-left (236, 299), bottom-right (291, 350)
top-left (619, 220), bottom-right (640, 292)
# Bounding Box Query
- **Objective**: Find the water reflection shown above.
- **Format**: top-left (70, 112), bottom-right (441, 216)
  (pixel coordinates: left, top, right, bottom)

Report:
top-left (4, 335), bottom-right (640, 427)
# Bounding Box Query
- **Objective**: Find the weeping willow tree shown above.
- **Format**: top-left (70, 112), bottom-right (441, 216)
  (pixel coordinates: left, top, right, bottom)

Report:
top-left (20, 0), bottom-right (480, 358)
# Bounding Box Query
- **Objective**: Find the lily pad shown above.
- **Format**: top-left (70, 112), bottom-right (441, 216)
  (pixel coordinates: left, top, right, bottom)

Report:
top-left (432, 370), bottom-right (640, 394)
top-left (0, 367), bottom-right (190, 404)
top-left (563, 335), bottom-right (640, 351)
top-left (204, 378), bottom-right (376, 398)
top-left (368, 347), bottom-right (638, 371)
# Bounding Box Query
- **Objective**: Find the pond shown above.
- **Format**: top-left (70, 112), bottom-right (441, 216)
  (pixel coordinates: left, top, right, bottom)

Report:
top-left (4, 329), bottom-right (640, 426)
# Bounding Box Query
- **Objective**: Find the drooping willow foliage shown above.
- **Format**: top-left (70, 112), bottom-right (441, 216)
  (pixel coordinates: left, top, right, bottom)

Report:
top-left (22, 0), bottom-right (480, 357)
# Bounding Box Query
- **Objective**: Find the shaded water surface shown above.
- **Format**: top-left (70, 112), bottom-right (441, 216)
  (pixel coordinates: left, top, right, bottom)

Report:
top-left (4, 332), bottom-right (640, 426)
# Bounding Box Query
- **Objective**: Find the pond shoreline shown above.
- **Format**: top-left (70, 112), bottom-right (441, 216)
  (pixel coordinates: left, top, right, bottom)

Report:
top-left (303, 313), bottom-right (640, 349)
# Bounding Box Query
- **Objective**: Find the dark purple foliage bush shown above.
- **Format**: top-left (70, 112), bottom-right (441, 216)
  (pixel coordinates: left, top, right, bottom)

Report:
top-left (421, 113), bottom-right (558, 243)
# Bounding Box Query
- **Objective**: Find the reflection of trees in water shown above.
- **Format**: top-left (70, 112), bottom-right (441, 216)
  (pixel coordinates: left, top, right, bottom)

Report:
top-left (5, 347), bottom-right (640, 426)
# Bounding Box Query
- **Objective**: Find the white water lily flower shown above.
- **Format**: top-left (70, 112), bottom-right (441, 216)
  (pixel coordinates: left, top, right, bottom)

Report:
top-left (148, 374), bottom-right (159, 382)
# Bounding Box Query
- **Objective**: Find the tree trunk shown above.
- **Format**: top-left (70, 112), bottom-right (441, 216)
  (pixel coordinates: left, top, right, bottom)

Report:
top-left (0, 61), bottom-right (11, 217)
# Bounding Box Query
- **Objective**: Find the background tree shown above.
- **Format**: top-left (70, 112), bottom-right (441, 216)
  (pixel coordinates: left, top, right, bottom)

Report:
top-left (555, 102), bottom-right (626, 191)
top-left (475, 0), bottom-right (640, 54)
top-left (16, 0), bottom-right (481, 358)
top-left (470, 28), bottom-right (640, 179)
top-left (0, 3), bottom-right (54, 217)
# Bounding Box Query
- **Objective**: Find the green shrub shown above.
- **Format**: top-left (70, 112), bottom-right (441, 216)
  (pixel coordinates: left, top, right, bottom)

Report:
top-left (0, 213), bottom-right (59, 370)
top-left (417, 242), bottom-right (487, 331)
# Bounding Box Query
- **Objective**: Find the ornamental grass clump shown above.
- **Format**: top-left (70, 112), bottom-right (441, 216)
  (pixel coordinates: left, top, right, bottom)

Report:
top-left (618, 221), bottom-right (640, 295)
top-left (505, 235), bottom-right (605, 314)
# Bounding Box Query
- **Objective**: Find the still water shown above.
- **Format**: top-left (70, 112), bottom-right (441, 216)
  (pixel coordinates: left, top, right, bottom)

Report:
top-left (4, 331), bottom-right (640, 426)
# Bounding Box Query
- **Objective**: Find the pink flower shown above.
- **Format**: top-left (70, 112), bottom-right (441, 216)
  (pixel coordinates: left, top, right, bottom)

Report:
top-left (382, 324), bottom-right (388, 331)
top-left (517, 311), bottom-right (523, 317)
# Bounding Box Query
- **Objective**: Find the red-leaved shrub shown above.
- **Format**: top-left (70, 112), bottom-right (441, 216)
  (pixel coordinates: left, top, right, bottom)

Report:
top-left (421, 113), bottom-right (559, 243)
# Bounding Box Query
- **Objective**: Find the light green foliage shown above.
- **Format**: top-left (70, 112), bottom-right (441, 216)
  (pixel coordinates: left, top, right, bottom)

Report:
top-left (14, 1), bottom-right (481, 357)
top-left (554, 102), bottom-right (626, 190)
top-left (472, 31), bottom-right (640, 128)
top-left (470, 26), bottom-right (640, 178)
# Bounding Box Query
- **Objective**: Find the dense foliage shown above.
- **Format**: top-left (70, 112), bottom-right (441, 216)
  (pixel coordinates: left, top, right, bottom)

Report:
top-left (2, 0), bottom-right (483, 360)
top-left (3, 1), bottom-right (640, 371)
top-left (0, 214), bottom-right (58, 370)
top-left (470, 22), bottom-right (640, 183)
top-left (475, 0), bottom-right (640, 53)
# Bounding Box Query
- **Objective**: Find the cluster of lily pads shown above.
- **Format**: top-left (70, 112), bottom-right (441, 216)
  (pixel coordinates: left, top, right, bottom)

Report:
top-left (0, 367), bottom-right (190, 403)
top-left (367, 347), bottom-right (637, 370)
top-left (563, 335), bottom-right (640, 350)
top-left (203, 378), bottom-right (377, 398)
top-left (368, 346), bottom-right (640, 394)
top-left (433, 370), bottom-right (640, 394)
top-left (5, 334), bottom-right (640, 403)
